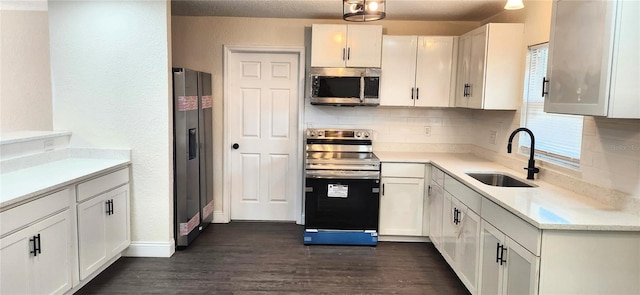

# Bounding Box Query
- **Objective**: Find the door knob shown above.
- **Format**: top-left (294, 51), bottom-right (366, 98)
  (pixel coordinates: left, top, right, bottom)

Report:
top-left (232, 143), bottom-right (239, 149)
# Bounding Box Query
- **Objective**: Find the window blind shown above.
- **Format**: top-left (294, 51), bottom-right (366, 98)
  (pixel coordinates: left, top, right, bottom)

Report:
top-left (521, 44), bottom-right (583, 165)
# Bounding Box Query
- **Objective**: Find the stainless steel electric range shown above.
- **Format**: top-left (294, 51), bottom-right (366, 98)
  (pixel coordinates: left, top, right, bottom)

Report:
top-left (303, 128), bottom-right (380, 246)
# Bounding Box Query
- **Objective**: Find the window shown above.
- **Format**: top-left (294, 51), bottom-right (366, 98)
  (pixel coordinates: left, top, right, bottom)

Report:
top-left (520, 44), bottom-right (583, 167)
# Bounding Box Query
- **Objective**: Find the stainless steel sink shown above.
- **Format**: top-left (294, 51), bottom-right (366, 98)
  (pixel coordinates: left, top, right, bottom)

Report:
top-left (466, 172), bottom-right (537, 188)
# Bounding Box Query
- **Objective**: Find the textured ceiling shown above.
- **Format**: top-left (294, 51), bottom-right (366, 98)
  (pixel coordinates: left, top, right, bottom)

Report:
top-left (171, 0), bottom-right (509, 22)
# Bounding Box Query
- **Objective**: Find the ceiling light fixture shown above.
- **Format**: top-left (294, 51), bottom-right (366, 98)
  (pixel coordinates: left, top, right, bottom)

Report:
top-left (343, 0), bottom-right (386, 22)
top-left (504, 0), bottom-right (524, 10)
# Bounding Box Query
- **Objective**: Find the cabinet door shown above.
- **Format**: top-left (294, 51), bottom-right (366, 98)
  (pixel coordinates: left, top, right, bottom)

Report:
top-left (441, 191), bottom-right (457, 265)
top-left (479, 220), bottom-right (505, 295)
top-left (311, 24), bottom-right (347, 67)
top-left (77, 194), bottom-right (108, 280)
top-left (105, 185), bottom-right (130, 257)
top-left (415, 36), bottom-right (454, 107)
top-left (346, 25), bottom-right (382, 67)
top-left (456, 205), bottom-right (480, 294)
top-left (455, 34), bottom-right (472, 107)
top-left (31, 211), bottom-right (72, 295)
top-left (380, 35), bottom-right (417, 106)
top-left (503, 237), bottom-right (539, 295)
top-left (0, 227), bottom-right (32, 295)
top-left (427, 183), bottom-right (444, 248)
top-left (545, 0), bottom-right (616, 116)
top-left (379, 177), bottom-right (425, 236)
top-left (467, 26), bottom-right (487, 109)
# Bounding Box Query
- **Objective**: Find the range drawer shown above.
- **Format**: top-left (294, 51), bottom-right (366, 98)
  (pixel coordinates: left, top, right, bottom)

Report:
top-left (77, 168), bottom-right (130, 202)
top-left (381, 163), bottom-right (425, 178)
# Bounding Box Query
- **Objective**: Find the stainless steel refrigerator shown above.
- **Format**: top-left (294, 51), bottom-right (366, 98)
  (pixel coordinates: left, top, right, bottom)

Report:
top-left (172, 68), bottom-right (214, 248)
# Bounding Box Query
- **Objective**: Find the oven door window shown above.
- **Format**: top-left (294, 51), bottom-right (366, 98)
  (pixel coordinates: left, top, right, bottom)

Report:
top-left (305, 178), bottom-right (380, 230)
top-left (315, 77), bottom-right (361, 98)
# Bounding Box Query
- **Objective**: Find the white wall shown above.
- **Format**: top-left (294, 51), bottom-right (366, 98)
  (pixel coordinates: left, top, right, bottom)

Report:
top-left (48, 1), bottom-right (174, 254)
top-left (0, 6), bottom-right (53, 133)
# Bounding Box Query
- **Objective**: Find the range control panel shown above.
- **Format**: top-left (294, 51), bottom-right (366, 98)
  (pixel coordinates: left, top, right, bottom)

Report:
top-left (306, 129), bottom-right (372, 140)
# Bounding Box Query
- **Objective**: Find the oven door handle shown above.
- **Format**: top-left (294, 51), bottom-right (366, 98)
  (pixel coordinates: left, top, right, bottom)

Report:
top-left (305, 170), bottom-right (380, 180)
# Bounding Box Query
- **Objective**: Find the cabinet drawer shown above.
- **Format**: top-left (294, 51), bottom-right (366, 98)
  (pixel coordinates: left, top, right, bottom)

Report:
top-left (481, 197), bottom-right (540, 255)
top-left (444, 174), bottom-right (481, 213)
top-left (0, 189), bottom-right (70, 237)
top-left (77, 168), bottom-right (129, 202)
top-left (382, 163), bottom-right (425, 178)
top-left (431, 166), bottom-right (445, 186)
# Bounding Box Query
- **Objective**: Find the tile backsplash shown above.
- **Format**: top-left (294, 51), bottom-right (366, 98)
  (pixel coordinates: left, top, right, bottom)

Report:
top-left (305, 104), bottom-right (475, 148)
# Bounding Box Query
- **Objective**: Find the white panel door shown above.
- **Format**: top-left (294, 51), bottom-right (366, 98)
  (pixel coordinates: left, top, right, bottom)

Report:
top-left (105, 185), bottom-right (130, 257)
top-left (31, 211), bottom-right (72, 295)
top-left (380, 35), bottom-right (417, 106)
top-left (0, 227), bottom-right (32, 294)
top-left (441, 191), bottom-right (457, 265)
top-left (428, 183), bottom-right (444, 248)
top-left (379, 177), bottom-right (425, 236)
top-left (467, 26), bottom-right (487, 109)
top-left (346, 25), bottom-right (383, 67)
top-left (455, 34), bottom-right (472, 107)
top-left (229, 51), bottom-right (299, 221)
top-left (415, 36), bottom-right (455, 107)
top-left (504, 237), bottom-right (539, 295)
top-left (456, 205), bottom-right (480, 294)
top-left (479, 220), bottom-right (505, 295)
top-left (311, 24), bottom-right (347, 67)
top-left (77, 194), bottom-right (108, 280)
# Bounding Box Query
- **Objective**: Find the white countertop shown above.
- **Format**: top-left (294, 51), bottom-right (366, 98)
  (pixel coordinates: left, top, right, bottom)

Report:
top-left (0, 157), bottom-right (130, 209)
top-left (375, 151), bottom-right (640, 231)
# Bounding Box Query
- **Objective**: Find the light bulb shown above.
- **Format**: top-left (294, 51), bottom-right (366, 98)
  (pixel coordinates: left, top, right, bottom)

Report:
top-left (504, 0), bottom-right (524, 10)
top-left (369, 2), bottom-right (378, 11)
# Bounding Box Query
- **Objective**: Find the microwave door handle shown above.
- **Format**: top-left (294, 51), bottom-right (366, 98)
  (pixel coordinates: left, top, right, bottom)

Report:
top-left (360, 73), bottom-right (365, 103)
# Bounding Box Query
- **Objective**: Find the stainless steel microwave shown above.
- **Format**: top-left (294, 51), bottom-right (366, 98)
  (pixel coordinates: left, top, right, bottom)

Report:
top-left (310, 67), bottom-right (380, 106)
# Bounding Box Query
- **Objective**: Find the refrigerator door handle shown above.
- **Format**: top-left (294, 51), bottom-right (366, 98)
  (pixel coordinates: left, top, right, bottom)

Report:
top-left (189, 128), bottom-right (197, 160)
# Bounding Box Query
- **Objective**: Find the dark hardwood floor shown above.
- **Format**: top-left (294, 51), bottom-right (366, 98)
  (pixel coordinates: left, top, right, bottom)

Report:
top-left (77, 222), bottom-right (470, 294)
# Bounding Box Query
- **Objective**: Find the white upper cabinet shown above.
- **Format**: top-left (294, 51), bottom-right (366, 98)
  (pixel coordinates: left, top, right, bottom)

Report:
top-left (380, 35), bottom-right (456, 107)
top-left (455, 23), bottom-right (525, 110)
top-left (311, 24), bottom-right (382, 68)
top-left (544, 0), bottom-right (639, 118)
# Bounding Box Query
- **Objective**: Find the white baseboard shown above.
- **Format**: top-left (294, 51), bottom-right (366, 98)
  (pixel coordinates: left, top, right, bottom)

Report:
top-left (213, 211), bottom-right (228, 223)
top-left (123, 240), bottom-right (175, 257)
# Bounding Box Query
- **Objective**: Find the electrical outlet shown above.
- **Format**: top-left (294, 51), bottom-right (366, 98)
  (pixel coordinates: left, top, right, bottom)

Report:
top-left (488, 130), bottom-right (497, 145)
top-left (424, 126), bottom-right (431, 136)
top-left (44, 139), bottom-right (55, 151)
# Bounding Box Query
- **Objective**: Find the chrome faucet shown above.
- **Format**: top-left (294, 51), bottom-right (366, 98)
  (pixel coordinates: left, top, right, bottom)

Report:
top-left (507, 127), bottom-right (539, 180)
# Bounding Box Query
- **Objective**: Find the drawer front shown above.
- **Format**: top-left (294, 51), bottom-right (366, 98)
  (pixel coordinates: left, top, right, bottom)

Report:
top-left (381, 163), bottom-right (425, 178)
top-left (431, 166), bottom-right (445, 186)
top-left (0, 189), bottom-right (70, 237)
top-left (444, 174), bottom-right (481, 213)
top-left (481, 197), bottom-right (541, 255)
top-left (77, 168), bottom-right (130, 202)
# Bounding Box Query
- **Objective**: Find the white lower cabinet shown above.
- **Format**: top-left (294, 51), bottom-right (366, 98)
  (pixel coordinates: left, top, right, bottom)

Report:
top-left (0, 210), bottom-right (72, 295)
top-left (479, 220), bottom-right (539, 295)
top-left (77, 184), bottom-right (130, 280)
top-left (379, 163), bottom-right (426, 237)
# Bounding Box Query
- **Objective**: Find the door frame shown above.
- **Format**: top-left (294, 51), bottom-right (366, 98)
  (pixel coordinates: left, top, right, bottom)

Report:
top-left (222, 45), bottom-right (305, 224)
